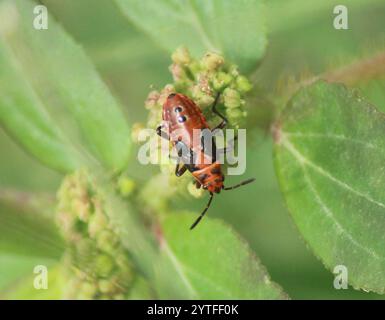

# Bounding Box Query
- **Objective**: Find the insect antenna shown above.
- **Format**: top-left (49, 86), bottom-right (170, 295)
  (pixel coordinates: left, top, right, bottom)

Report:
top-left (190, 192), bottom-right (214, 230)
top-left (223, 178), bottom-right (255, 191)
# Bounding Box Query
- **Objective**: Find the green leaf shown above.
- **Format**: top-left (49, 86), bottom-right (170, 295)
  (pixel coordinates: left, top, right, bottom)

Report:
top-left (91, 171), bottom-right (286, 299)
top-left (267, 0), bottom-right (384, 34)
top-left (360, 78), bottom-right (385, 114)
top-left (0, 40), bottom-right (80, 172)
top-left (0, 198), bottom-right (64, 292)
top-left (0, 201), bottom-right (64, 260)
top-left (259, 0), bottom-right (385, 91)
top-left (0, 0), bottom-right (131, 172)
top-left (274, 80), bottom-right (385, 293)
top-left (115, 0), bottom-right (267, 73)
top-left (155, 212), bottom-right (287, 299)
top-left (0, 190), bottom-right (64, 296)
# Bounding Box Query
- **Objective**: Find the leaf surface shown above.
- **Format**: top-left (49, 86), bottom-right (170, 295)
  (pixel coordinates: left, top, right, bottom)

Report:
top-left (155, 212), bottom-right (287, 299)
top-left (0, 0), bottom-right (131, 172)
top-left (274, 80), bottom-right (385, 293)
top-left (115, 0), bottom-right (267, 73)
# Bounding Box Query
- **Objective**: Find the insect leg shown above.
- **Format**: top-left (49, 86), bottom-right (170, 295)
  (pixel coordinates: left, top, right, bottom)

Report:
top-left (156, 125), bottom-right (169, 140)
top-left (173, 142), bottom-right (188, 177)
top-left (223, 178), bottom-right (255, 190)
top-left (175, 163), bottom-right (187, 177)
top-left (211, 92), bottom-right (228, 130)
top-left (218, 135), bottom-right (238, 154)
top-left (190, 192), bottom-right (214, 230)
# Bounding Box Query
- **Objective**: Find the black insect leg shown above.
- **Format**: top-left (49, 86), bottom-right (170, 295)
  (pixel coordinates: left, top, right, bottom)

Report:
top-left (156, 125), bottom-right (170, 140)
top-left (211, 92), bottom-right (228, 130)
top-left (194, 180), bottom-right (202, 189)
top-left (218, 135), bottom-right (238, 154)
top-left (190, 192), bottom-right (214, 230)
top-left (175, 163), bottom-right (187, 177)
top-left (174, 143), bottom-right (188, 177)
top-left (223, 178), bottom-right (255, 190)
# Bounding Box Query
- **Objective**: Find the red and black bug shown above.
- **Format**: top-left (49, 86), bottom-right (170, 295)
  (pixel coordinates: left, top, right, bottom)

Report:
top-left (157, 92), bottom-right (254, 229)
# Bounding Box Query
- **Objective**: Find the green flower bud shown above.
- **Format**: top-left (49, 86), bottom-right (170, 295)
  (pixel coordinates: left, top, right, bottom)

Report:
top-left (226, 108), bottom-right (247, 128)
top-left (212, 71), bottom-right (233, 91)
top-left (144, 90), bottom-right (160, 110)
top-left (79, 281), bottom-right (97, 299)
top-left (223, 88), bottom-right (242, 109)
top-left (169, 63), bottom-right (185, 81)
top-left (188, 60), bottom-right (201, 75)
top-left (201, 52), bottom-right (224, 71)
top-left (76, 239), bottom-right (95, 263)
top-left (174, 79), bottom-right (193, 93)
top-left (117, 177), bottom-right (136, 197)
top-left (236, 75), bottom-right (253, 93)
top-left (76, 199), bottom-right (90, 222)
top-left (98, 279), bottom-right (116, 294)
top-left (94, 254), bottom-right (115, 277)
top-left (131, 122), bottom-right (145, 144)
top-left (57, 170), bottom-right (137, 299)
top-left (191, 85), bottom-right (215, 108)
top-left (171, 46), bottom-right (191, 65)
top-left (228, 64), bottom-right (240, 77)
top-left (88, 213), bottom-right (108, 239)
top-left (195, 94), bottom-right (215, 109)
top-left (97, 230), bottom-right (118, 253)
top-left (227, 107), bottom-right (246, 119)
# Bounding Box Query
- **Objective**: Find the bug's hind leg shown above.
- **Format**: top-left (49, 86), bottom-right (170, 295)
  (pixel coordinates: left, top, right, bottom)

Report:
top-left (218, 135), bottom-right (238, 154)
top-left (190, 192), bottom-right (214, 230)
top-left (175, 163), bottom-right (187, 177)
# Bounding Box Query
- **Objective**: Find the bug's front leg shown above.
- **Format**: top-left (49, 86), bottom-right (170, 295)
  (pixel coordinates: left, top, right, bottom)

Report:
top-left (156, 124), bottom-right (170, 140)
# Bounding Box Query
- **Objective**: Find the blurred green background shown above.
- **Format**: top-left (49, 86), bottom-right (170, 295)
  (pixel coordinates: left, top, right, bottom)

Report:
top-left (1, 0), bottom-right (385, 299)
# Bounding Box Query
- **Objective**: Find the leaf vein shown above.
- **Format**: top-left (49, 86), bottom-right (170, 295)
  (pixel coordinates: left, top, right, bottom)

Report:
top-left (284, 131), bottom-right (379, 150)
top-left (182, 264), bottom-right (234, 298)
top-left (162, 241), bottom-right (198, 298)
top-left (302, 166), bottom-right (382, 260)
top-left (281, 134), bottom-right (385, 210)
